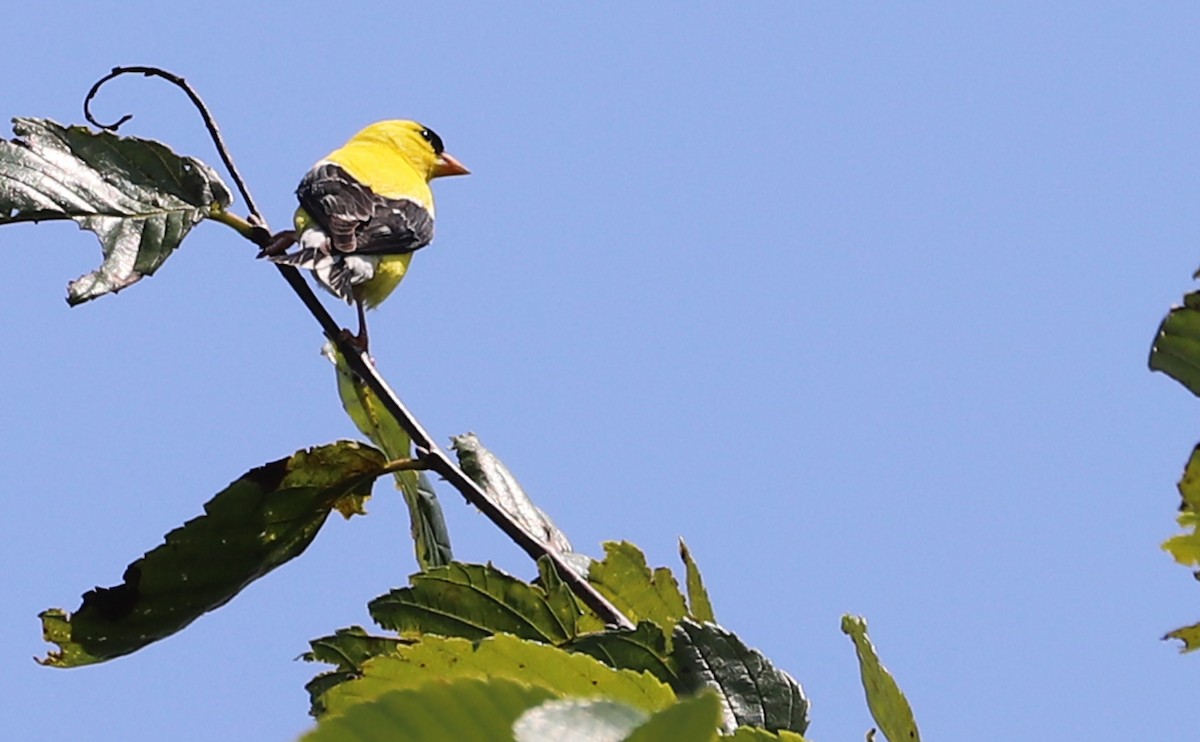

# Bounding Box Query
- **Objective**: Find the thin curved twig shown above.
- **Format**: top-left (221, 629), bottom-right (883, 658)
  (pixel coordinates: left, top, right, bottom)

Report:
top-left (83, 65), bottom-right (263, 221)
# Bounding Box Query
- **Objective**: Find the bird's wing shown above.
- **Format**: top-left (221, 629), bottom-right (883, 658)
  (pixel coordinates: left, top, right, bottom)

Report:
top-left (297, 163), bottom-right (435, 256)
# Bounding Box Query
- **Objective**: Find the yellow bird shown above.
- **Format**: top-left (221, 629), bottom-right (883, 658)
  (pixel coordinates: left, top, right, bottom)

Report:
top-left (262, 120), bottom-right (469, 347)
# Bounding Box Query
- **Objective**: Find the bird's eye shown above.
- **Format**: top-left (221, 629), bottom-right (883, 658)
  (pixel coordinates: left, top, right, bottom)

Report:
top-left (420, 127), bottom-right (445, 155)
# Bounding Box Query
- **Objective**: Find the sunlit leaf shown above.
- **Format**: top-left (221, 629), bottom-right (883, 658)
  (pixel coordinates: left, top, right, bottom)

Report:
top-left (673, 620), bottom-right (809, 735)
top-left (514, 698), bottom-right (648, 742)
top-left (325, 344), bottom-right (451, 570)
top-left (0, 117), bottom-right (231, 304)
top-left (679, 538), bottom-right (715, 623)
top-left (625, 692), bottom-right (723, 742)
top-left (301, 677), bottom-right (555, 742)
top-left (38, 441), bottom-right (386, 667)
top-left (588, 542), bottom-right (688, 633)
top-left (318, 633), bottom-right (676, 718)
top-left (1164, 622), bottom-right (1200, 653)
top-left (841, 615), bottom-right (921, 742)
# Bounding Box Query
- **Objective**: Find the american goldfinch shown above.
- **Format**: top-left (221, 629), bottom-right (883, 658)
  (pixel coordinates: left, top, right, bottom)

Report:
top-left (262, 120), bottom-right (469, 347)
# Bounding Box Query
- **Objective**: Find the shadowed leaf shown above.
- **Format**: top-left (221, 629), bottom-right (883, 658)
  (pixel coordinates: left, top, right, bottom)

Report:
top-left (673, 620), bottom-right (809, 735)
top-left (369, 562), bottom-right (580, 644)
top-left (452, 432), bottom-right (573, 553)
top-left (0, 117), bottom-right (231, 304)
top-left (567, 621), bottom-right (678, 683)
top-left (39, 441), bottom-right (387, 667)
top-left (1149, 291), bottom-right (1200, 397)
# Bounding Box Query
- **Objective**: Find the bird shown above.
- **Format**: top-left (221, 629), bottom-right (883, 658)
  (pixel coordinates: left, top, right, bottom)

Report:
top-left (260, 120), bottom-right (469, 348)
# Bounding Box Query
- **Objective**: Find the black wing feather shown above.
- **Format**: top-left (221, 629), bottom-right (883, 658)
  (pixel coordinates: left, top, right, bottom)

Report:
top-left (296, 163), bottom-right (435, 256)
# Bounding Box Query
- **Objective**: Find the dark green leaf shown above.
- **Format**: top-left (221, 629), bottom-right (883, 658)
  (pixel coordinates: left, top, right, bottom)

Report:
top-left (301, 677), bottom-right (556, 742)
top-left (841, 615), bottom-right (921, 742)
top-left (567, 621), bottom-right (678, 684)
top-left (369, 562), bottom-right (579, 644)
top-left (303, 626), bottom-right (407, 671)
top-left (673, 619), bottom-right (809, 735)
top-left (1149, 291), bottom-right (1200, 397)
top-left (38, 441), bottom-right (387, 667)
top-left (452, 432), bottom-right (572, 552)
top-left (679, 538), bottom-right (716, 623)
top-left (325, 344), bottom-right (452, 570)
top-left (0, 117), bottom-right (232, 304)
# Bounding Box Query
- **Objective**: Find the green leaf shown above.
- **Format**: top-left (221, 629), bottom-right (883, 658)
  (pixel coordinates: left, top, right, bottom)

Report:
top-left (514, 699), bottom-right (649, 742)
top-left (1163, 444), bottom-right (1200, 565)
top-left (1149, 291), bottom-right (1200, 396)
top-left (727, 727), bottom-right (811, 741)
top-left (324, 344), bottom-right (452, 570)
top-left (0, 117), bottom-right (232, 305)
top-left (841, 615), bottom-right (921, 742)
top-left (1164, 622), bottom-right (1200, 653)
top-left (567, 621), bottom-right (678, 684)
top-left (588, 542), bottom-right (688, 632)
top-left (301, 677), bottom-right (556, 742)
top-left (38, 441), bottom-right (387, 667)
top-left (452, 432), bottom-right (573, 553)
top-left (1160, 445), bottom-right (1200, 650)
top-left (673, 620), bottom-right (809, 735)
top-left (625, 692), bottom-right (723, 742)
top-left (678, 538), bottom-right (716, 623)
top-left (304, 626), bottom-right (407, 672)
top-left (369, 562), bottom-right (580, 644)
top-left (318, 633), bottom-right (676, 718)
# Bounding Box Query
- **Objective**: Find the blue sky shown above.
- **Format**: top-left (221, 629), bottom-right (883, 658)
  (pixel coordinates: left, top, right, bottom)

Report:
top-left (2, 3), bottom-right (1198, 740)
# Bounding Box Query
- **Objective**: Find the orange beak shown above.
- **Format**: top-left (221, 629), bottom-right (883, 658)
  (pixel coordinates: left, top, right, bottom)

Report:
top-left (433, 153), bottom-right (470, 178)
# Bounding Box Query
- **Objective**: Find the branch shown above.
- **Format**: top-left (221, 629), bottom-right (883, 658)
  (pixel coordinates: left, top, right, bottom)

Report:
top-left (84, 65), bottom-right (264, 222)
top-left (79, 67), bottom-right (635, 630)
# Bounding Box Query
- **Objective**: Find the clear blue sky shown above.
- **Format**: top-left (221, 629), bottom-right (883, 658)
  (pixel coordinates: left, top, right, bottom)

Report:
top-left (2, 3), bottom-right (1197, 740)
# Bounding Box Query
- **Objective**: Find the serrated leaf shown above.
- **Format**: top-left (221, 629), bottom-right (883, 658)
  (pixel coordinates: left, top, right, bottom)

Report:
top-left (452, 432), bottom-right (573, 553)
top-left (369, 562), bottom-right (579, 644)
top-left (1164, 621), bottom-right (1200, 653)
top-left (514, 698), bottom-right (649, 742)
top-left (567, 621), bottom-right (678, 684)
top-left (727, 727), bottom-right (811, 741)
top-left (38, 441), bottom-right (386, 667)
top-left (301, 677), bottom-right (555, 742)
top-left (673, 620), bottom-right (809, 735)
top-left (324, 344), bottom-right (451, 570)
top-left (303, 626), bottom-right (407, 671)
top-left (588, 542), bottom-right (688, 633)
top-left (1149, 291), bottom-right (1200, 396)
top-left (841, 615), bottom-right (921, 742)
top-left (0, 117), bottom-right (232, 304)
top-left (319, 633), bottom-right (676, 718)
top-left (625, 692), bottom-right (723, 742)
top-left (679, 538), bottom-right (716, 623)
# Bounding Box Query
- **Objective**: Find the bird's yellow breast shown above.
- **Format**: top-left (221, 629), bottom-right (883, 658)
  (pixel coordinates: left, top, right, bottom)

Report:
top-left (354, 253), bottom-right (414, 309)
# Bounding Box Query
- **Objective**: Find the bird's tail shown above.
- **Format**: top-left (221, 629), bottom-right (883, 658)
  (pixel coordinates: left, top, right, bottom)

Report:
top-left (265, 227), bottom-right (359, 304)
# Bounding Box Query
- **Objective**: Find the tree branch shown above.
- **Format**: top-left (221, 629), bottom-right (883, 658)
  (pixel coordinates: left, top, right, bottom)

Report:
top-left (80, 67), bottom-right (635, 630)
